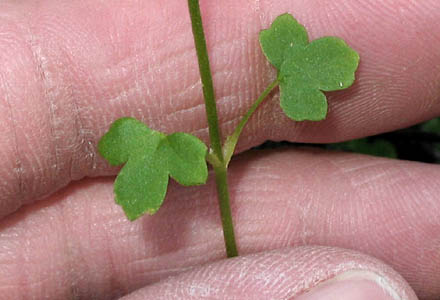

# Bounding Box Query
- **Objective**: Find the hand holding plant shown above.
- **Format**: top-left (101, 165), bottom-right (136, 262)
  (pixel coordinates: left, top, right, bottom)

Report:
top-left (98, 9), bottom-right (359, 257)
top-left (0, 1), bottom-right (439, 299)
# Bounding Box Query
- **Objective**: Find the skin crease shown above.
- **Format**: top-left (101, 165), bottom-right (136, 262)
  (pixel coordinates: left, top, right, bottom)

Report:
top-left (118, 247), bottom-right (418, 300)
top-left (0, 150), bottom-right (437, 299)
top-left (0, 0), bottom-right (439, 299)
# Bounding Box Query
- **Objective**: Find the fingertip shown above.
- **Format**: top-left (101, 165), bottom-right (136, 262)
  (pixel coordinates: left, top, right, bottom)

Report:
top-left (119, 247), bottom-right (417, 300)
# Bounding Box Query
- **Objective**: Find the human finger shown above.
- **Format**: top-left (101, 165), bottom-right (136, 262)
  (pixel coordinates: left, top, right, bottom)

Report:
top-left (121, 247), bottom-right (417, 300)
top-left (0, 149), bottom-right (438, 299)
top-left (1, 0), bottom-right (440, 217)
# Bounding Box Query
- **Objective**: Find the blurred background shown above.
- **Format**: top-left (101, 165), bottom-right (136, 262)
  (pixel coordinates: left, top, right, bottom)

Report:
top-left (257, 117), bottom-right (440, 163)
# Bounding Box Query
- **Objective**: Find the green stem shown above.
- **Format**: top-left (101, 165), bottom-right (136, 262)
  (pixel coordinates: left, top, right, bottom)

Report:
top-left (224, 79), bottom-right (279, 166)
top-left (187, 0), bottom-right (223, 161)
top-left (213, 165), bottom-right (238, 257)
top-left (187, 0), bottom-right (238, 257)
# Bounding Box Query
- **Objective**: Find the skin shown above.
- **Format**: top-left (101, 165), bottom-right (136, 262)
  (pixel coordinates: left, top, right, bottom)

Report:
top-left (0, 0), bottom-right (439, 299)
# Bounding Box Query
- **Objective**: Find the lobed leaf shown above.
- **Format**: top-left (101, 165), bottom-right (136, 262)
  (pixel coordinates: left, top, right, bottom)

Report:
top-left (160, 132), bottom-right (208, 186)
top-left (279, 78), bottom-right (327, 121)
top-left (259, 13), bottom-right (308, 69)
top-left (259, 14), bottom-right (360, 121)
top-left (280, 37), bottom-right (359, 91)
top-left (114, 157), bottom-right (169, 220)
top-left (97, 117), bottom-right (163, 165)
top-left (98, 118), bottom-right (208, 220)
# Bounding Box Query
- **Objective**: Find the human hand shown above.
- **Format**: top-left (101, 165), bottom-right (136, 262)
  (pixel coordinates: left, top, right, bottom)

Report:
top-left (0, 1), bottom-right (439, 299)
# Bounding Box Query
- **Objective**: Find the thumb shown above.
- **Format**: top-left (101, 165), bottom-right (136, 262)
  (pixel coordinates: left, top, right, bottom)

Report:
top-left (120, 247), bottom-right (417, 300)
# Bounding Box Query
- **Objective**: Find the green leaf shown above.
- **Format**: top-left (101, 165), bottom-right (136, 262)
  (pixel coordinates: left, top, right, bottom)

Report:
top-left (259, 14), bottom-right (360, 121)
top-left (98, 117), bottom-right (163, 166)
top-left (279, 78), bottom-right (327, 121)
top-left (114, 157), bottom-right (169, 220)
top-left (159, 132), bottom-right (208, 186)
top-left (259, 13), bottom-right (308, 69)
top-left (281, 37), bottom-right (359, 91)
top-left (98, 117), bottom-right (208, 220)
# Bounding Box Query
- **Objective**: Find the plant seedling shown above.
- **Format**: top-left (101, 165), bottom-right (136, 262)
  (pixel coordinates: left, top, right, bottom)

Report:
top-left (98, 1), bottom-right (360, 258)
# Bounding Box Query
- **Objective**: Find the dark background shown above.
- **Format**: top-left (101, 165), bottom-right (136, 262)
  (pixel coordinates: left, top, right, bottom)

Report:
top-left (256, 117), bottom-right (440, 164)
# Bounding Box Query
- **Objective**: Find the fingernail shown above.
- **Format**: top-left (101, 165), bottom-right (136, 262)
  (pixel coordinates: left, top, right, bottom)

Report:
top-left (295, 271), bottom-right (401, 300)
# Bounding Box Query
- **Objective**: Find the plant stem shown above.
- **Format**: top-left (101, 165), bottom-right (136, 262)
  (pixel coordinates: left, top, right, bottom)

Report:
top-left (187, 0), bottom-right (223, 161)
top-left (187, 0), bottom-right (238, 257)
top-left (224, 79), bottom-right (279, 166)
top-left (213, 165), bottom-right (238, 257)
